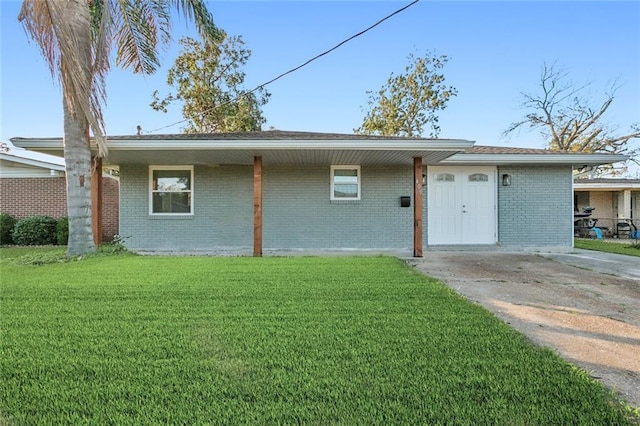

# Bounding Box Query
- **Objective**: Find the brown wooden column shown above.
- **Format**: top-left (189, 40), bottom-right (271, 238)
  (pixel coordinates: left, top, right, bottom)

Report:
top-left (413, 157), bottom-right (423, 257)
top-left (91, 156), bottom-right (103, 246)
top-left (253, 156), bottom-right (263, 256)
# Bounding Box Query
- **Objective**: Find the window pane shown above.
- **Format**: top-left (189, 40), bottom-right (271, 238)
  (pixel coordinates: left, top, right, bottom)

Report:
top-left (469, 173), bottom-right (488, 182)
top-left (153, 192), bottom-right (191, 213)
top-left (435, 173), bottom-right (455, 182)
top-left (334, 184), bottom-right (358, 198)
top-left (332, 167), bottom-right (359, 199)
top-left (334, 169), bottom-right (357, 178)
top-left (153, 170), bottom-right (191, 191)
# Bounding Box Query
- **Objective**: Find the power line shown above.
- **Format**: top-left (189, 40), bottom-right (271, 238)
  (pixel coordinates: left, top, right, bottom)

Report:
top-left (147, 0), bottom-right (420, 134)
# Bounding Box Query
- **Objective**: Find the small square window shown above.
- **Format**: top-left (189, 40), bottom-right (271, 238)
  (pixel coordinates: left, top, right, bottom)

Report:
top-left (331, 166), bottom-right (361, 200)
top-left (149, 166), bottom-right (194, 215)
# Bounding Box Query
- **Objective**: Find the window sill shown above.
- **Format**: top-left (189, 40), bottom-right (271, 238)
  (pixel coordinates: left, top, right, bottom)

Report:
top-left (148, 214), bottom-right (194, 220)
top-left (330, 199), bottom-right (361, 205)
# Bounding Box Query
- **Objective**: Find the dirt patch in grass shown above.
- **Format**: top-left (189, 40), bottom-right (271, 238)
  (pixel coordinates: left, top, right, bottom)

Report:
top-left (409, 252), bottom-right (640, 409)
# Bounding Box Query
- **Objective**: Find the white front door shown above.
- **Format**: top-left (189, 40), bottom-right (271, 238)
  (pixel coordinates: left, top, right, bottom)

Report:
top-left (427, 166), bottom-right (497, 245)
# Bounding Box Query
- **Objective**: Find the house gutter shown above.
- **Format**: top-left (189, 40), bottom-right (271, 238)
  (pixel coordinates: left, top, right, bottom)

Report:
top-left (440, 153), bottom-right (629, 167)
top-left (10, 137), bottom-right (475, 153)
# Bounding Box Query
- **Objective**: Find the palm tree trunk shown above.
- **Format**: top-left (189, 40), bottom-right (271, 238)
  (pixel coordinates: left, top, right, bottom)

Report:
top-left (58, 0), bottom-right (96, 257)
top-left (63, 100), bottom-right (96, 256)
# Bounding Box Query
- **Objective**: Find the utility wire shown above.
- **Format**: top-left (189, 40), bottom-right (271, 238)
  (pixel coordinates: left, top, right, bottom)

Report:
top-left (147, 0), bottom-right (420, 134)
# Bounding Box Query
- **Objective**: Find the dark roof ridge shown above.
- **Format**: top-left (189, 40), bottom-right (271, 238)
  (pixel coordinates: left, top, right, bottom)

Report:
top-left (12, 130), bottom-right (473, 143)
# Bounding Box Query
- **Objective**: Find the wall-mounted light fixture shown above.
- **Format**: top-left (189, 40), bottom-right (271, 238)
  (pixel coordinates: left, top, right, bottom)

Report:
top-left (502, 174), bottom-right (512, 186)
top-left (422, 173), bottom-right (427, 185)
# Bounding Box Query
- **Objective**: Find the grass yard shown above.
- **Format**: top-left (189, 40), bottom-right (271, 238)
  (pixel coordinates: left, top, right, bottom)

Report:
top-left (0, 248), bottom-right (634, 424)
top-left (575, 238), bottom-right (640, 257)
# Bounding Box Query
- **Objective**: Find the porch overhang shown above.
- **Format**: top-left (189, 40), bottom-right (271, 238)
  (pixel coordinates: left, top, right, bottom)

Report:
top-left (10, 132), bottom-right (475, 167)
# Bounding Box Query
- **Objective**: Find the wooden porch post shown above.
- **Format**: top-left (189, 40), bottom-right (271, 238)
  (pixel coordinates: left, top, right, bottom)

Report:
top-left (91, 156), bottom-right (103, 246)
top-left (413, 157), bottom-right (423, 257)
top-left (253, 156), bottom-right (263, 257)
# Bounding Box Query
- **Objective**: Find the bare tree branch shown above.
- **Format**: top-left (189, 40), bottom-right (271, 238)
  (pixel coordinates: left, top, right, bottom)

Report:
top-left (504, 62), bottom-right (639, 175)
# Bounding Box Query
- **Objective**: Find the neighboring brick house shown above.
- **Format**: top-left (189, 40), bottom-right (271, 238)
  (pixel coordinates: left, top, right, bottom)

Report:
top-left (0, 142), bottom-right (119, 242)
top-left (12, 131), bottom-right (627, 256)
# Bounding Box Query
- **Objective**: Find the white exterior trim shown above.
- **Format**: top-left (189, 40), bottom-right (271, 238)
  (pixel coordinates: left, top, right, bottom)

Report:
top-left (330, 165), bottom-right (361, 201)
top-left (148, 165), bottom-right (194, 216)
top-left (440, 153), bottom-right (628, 167)
top-left (574, 182), bottom-right (640, 191)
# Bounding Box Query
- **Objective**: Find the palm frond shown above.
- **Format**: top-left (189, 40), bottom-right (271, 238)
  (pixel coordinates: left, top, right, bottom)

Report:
top-left (170, 0), bottom-right (223, 43)
top-left (20, 0), bottom-right (107, 156)
top-left (112, 0), bottom-right (164, 74)
top-left (18, 1), bottom-right (59, 78)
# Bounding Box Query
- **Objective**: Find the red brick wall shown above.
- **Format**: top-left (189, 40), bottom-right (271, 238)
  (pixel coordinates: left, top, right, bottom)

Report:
top-left (102, 177), bottom-right (119, 241)
top-left (0, 176), bottom-right (119, 242)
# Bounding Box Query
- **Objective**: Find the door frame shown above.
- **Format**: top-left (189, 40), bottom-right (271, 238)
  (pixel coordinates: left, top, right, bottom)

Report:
top-left (426, 165), bottom-right (498, 245)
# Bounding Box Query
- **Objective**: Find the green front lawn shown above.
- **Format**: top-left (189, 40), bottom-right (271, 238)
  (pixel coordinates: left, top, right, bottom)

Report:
top-left (575, 238), bottom-right (640, 257)
top-left (0, 249), bottom-right (634, 424)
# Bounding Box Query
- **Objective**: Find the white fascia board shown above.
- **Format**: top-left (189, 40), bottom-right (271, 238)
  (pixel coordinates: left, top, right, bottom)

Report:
top-left (12, 137), bottom-right (475, 152)
top-left (10, 139), bottom-right (63, 151)
top-left (440, 153), bottom-right (629, 166)
top-left (574, 182), bottom-right (640, 190)
top-left (0, 152), bottom-right (65, 171)
top-left (105, 139), bottom-right (475, 151)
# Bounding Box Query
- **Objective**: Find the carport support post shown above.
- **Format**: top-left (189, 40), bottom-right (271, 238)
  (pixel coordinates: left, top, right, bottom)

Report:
top-left (413, 157), bottom-right (423, 257)
top-left (91, 156), bottom-right (103, 246)
top-left (253, 156), bottom-right (263, 256)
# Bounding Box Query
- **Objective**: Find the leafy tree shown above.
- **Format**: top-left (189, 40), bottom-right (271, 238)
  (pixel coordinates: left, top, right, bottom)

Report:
top-left (355, 52), bottom-right (457, 137)
top-left (505, 63), bottom-right (640, 173)
top-left (151, 35), bottom-right (269, 133)
top-left (18, 0), bottom-right (220, 256)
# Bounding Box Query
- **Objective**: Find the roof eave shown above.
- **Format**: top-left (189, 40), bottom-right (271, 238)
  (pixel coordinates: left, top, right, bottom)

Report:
top-left (0, 152), bottom-right (65, 171)
top-left (440, 153), bottom-right (629, 167)
top-left (574, 183), bottom-right (640, 190)
top-left (10, 137), bottom-right (475, 151)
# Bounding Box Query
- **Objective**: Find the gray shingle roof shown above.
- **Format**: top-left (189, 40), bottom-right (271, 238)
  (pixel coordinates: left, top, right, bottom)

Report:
top-left (106, 130), bottom-right (461, 142)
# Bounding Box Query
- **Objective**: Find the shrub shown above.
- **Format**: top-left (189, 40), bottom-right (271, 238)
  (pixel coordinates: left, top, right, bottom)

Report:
top-left (97, 235), bottom-right (129, 255)
top-left (0, 213), bottom-right (17, 244)
top-left (12, 216), bottom-right (57, 246)
top-left (56, 217), bottom-right (69, 245)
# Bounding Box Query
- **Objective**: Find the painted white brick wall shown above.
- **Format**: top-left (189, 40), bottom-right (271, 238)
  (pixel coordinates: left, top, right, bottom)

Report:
top-left (263, 166), bottom-right (413, 250)
top-left (497, 166), bottom-right (573, 247)
top-left (119, 164), bottom-right (575, 252)
top-left (120, 164), bottom-right (414, 252)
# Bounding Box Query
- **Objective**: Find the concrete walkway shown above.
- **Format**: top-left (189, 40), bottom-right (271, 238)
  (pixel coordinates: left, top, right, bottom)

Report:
top-left (540, 248), bottom-right (640, 281)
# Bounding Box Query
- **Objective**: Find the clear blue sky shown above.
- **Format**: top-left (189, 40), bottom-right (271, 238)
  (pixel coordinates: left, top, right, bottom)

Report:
top-left (1, 1), bottom-right (639, 161)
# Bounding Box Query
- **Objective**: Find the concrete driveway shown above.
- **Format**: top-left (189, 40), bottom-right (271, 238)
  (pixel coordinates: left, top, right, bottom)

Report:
top-left (407, 250), bottom-right (640, 408)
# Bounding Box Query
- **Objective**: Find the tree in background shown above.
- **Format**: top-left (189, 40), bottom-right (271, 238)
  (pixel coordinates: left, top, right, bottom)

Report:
top-left (355, 52), bottom-right (457, 138)
top-left (151, 34), bottom-right (269, 133)
top-left (18, 0), bottom-right (220, 256)
top-left (505, 63), bottom-right (639, 174)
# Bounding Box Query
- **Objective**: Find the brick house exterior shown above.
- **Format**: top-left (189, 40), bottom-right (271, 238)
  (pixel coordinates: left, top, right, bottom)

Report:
top-left (11, 132), bottom-right (627, 255)
top-left (0, 176), bottom-right (119, 242)
top-left (0, 142), bottom-right (119, 242)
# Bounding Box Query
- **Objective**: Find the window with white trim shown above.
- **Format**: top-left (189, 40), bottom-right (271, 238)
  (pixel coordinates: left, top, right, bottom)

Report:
top-left (331, 166), bottom-right (361, 200)
top-left (149, 166), bottom-right (193, 214)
